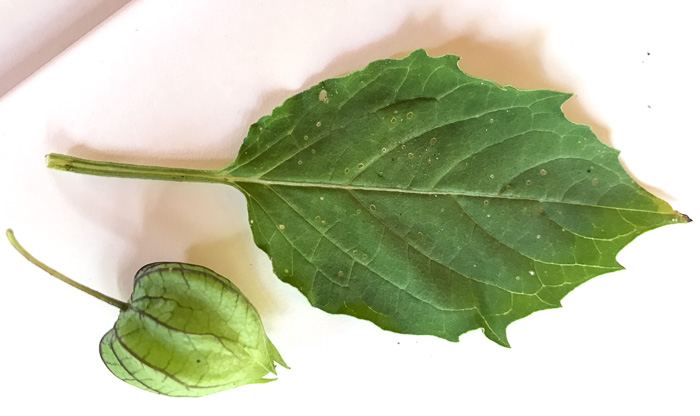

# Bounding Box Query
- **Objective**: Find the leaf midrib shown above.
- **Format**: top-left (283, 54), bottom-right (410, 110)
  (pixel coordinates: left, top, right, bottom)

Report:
top-left (228, 176), bottom-right (667, 215)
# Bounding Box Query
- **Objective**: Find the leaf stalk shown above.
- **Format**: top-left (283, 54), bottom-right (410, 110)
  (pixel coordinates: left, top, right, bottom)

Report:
top-left (6, 229), bottom-right (129, 310)
top-left (46, 153), bottom-right (230, 185)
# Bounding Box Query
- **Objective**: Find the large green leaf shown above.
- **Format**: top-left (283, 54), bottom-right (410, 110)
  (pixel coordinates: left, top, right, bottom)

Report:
top-left (225, 49), bottom-right (688, 346)
top-left (46, 49), bottom-right (690, 347)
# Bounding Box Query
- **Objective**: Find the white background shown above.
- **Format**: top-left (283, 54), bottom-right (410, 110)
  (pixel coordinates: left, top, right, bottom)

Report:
top-left (1, 1), bottom-right (698, 414)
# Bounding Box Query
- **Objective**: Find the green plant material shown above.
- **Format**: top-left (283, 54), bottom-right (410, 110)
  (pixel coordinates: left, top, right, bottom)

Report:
top-left (45, 49), bottom-right (690, 347)
top-left (6, 229), bottom-right (287, 397)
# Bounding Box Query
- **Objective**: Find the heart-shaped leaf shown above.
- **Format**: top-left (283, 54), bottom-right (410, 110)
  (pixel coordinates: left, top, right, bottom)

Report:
top-left (7, 230), bottom-right (287, 397)
top-left (100, 262), bottom-right (287, 397)
top-left (45, 49), bottom-right (690, 347)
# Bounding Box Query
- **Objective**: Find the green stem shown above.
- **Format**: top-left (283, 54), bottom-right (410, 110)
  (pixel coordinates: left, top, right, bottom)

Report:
top-left (6, 229), bottom-right (129, 311)
top-left (46, 153), bottom-right (231, 185)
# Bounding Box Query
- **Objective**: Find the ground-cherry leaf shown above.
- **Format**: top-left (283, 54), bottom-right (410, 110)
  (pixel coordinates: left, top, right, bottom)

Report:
top-left (7, 230), bottom-right (287, 397)
top-left (99, 262), bottom-right (288, 396)
top-left (46, 49), bottom-right (691, 347)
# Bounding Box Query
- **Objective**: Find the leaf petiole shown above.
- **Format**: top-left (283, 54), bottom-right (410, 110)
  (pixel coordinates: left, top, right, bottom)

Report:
top-left (6, 229), bottom-right (129, 310)
top-left (46, 153), bottom-right (230, 185)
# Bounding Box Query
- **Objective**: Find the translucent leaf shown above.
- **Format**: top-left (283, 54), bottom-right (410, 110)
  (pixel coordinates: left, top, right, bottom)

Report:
top-left (100, 263), bottom-right (287, 397)
top-left (7, 230), bottom-right (287, 397)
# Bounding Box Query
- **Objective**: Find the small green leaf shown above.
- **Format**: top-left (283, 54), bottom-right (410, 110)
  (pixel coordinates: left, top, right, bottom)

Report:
top-left (100, 262), bottom-right (287, 397)
top-left (44, 49), bottom-right (691, 347)
top-left (7, 230), bottom-right (287, 397)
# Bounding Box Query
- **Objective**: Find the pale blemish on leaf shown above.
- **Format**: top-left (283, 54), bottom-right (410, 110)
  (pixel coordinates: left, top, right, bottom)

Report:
top-left (318, 89), bottom-right (329, 103)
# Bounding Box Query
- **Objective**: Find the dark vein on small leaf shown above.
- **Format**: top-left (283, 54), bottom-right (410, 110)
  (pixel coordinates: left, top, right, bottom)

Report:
top-left (113, 326), bottom-right (240, 391)
top-left (112, 326), bottom-right (193, 391)
top-left (104, 331), bottom-right (161, 393)
top-left (133, 265), bottom-right (248, 308)
top-left (127, 304), bottom-right (244, 351)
